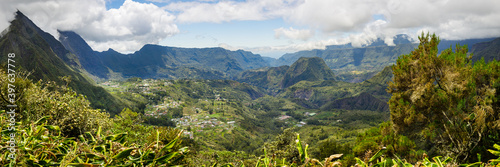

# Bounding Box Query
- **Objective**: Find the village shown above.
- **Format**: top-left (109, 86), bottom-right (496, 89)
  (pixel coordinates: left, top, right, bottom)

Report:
top-left (99, 78), bottom-right (320, 140)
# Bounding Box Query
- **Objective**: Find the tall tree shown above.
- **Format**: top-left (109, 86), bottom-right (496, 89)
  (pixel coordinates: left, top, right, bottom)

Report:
top-left (388, 33), bottom-right (500, 162)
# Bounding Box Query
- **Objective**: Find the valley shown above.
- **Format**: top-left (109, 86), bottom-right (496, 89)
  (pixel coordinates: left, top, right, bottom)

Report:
top-left (1, 11), bottom-right (500, 166)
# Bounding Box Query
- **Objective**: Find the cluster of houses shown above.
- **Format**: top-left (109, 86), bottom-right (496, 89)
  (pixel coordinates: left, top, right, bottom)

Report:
top-left (144, 100), bottom-right (183, 117)
top-left (99, 81), bottom-right (119, 88)
top-left (276, 112), bottom-right (318, 127)
top-left (170, 115), bottom-right (236, 139)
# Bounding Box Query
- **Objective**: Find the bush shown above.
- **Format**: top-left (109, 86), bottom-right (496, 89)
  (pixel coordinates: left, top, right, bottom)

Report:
top-left (0, 70), bottom-right (110, 137)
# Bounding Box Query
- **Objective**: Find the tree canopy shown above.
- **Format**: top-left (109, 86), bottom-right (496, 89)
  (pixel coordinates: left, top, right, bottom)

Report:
top-left (388, 33), bottom-right (500, 161)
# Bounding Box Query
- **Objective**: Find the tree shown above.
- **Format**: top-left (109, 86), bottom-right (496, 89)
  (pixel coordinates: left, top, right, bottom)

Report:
top-left (388, 33), bottom-right (500, 162)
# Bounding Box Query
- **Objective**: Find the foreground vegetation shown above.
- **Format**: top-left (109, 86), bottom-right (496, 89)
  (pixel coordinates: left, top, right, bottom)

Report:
top-left (1, 33), bottom-right (500, 166)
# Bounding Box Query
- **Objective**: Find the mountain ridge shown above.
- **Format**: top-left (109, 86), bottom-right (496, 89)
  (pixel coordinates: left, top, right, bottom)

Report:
top-left (58, 30), bottom-right (269, 80)
top-left (271, 35), bottom-right (497, 83)
top-left (0, 11), bottom-right (125, 114)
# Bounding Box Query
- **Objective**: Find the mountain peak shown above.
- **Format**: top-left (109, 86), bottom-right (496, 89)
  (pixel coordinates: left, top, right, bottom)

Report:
top-left (0, 10), bottom-right (125, 114)
top-left (281, 57), bottom-right (335, 88)
top-left (9, 10), bottom-right (44, 37)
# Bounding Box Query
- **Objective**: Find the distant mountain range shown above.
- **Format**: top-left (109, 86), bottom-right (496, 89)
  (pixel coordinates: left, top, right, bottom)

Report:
top-left (58, 30), bottom-right (269, 80)
top-left (267, 34), bottom-right (497, 82)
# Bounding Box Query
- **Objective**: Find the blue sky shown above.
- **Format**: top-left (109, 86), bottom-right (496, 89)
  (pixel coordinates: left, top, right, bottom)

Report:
top-left (103, 0), bottom-right (312, 57)
top-left (1, 0), bottom-right (500, 58)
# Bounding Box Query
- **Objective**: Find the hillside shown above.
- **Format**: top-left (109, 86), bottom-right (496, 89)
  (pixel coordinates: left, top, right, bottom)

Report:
top-left (470, 37), bottom-right (500, 63)
top-left (237, 66), bottom-right (289, 92)
top-left (281, 57), bottom-right (335, 88)
top-left (0, 11), bottom-right (125, 114)
top-left (276, 65), bottom-right (392, 109)
top-left (237, 57), bottom-right (335, 94)
top-left (58, 30), bottom-right (269, 80)
top-left (58, 30), bottom-right (109, 79)
top-left (320, 92), bottom-right (389, 111)
top-left (364, 66), bottom-right (393, 85)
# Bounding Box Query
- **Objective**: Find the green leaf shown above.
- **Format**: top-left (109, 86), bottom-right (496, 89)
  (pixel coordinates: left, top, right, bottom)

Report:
top-left (68, 163), bottom-right (100, 167)
top-left (78, 135), bottom-right (86, 143)
top-left (154, 152), bottom-right (179, 163)
top-left (355, 157), bottom-right (366, 167)
top-left (43, 125), bottom-right (60, 133)
top-left (433, 156), bottom-right (444, 167)
top-left (85, 132), bottom-right (96, 143)
top-left (160, 138), bottom-right (178, 153)
top-left (156, 129), bottom-right (160, 147)
top-left (39, 135), bottom-right (49, 141)
top-left (369, 148), bottom-right (387, 162)
top-left (128, 156), bottom-right (142, 162)
top-left (296, 133), bottom-right (307, 162)
top-left (442, 157), bottom-right (452, 164)
top-left (96, 126), bottom-right (102, 138)
top-left (93, 145), bottom-right (105, 153)
top-left (81, 153), bottom-right (103, 160)
top-left (254, 157), bottom-right (261, 167)
top-left (488, 149), bottom-right (500, 156)
top-left (113, 133), bottom-right (128, 143)
top-left (34, 116), bottom-right (50, 125)
top-left (493, 144), bottom-right (500, 150)
top-left (394, 155), bottom-right (405, 167)
top-left (104, 133), bottom-right (127, 143)
top-left (465, 162), bottom-right (483, 167)
top-left (113, 148), bottom-right (134, 159)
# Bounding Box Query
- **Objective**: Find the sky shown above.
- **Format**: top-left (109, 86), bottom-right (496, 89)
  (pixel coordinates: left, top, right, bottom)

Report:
top-left (1, 0), bottom-right (500, 58)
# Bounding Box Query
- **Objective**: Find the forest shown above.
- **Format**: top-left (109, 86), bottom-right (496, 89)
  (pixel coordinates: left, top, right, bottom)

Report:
top-left (1, 33), bottom-right (499, 167)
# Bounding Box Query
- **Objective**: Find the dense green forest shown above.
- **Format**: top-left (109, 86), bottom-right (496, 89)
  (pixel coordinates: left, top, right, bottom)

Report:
top-left (1, 33), bottom-right (500, 166)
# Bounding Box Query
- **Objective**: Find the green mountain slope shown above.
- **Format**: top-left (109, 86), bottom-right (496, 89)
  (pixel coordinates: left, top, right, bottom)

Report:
top-left (276, 66), bottom-right (392, 110)
top-left (58, 30), bottom-right (109, 79)
top-left (237, 66), bottom-right (289, 92)
top-left (320, 92), bottom-right (389, 111)
top-left (237, 57), bottom-right (335, 94)
top-left (0, 11), bottom-right (124, 114)
top-left (281, 57), bottom-right (335, 88)
top-left (470, 37), bottom-right (500, 63)
top-left (364, 66), bottom-right (393, 85)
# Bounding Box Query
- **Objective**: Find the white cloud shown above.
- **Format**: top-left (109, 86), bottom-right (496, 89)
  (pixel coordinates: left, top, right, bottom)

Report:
top-left (382, 0), bottom-right (500, 40)
top-left (75, 0), bottom-right (179, 52)
top-left (146, 0), bottom-right (171, 3)
top-left (0, 0), bottom-right (106, 37)
top-left (274, 27), bottom-right (314, 41)
top-left (163, 0), bottom-right (301, 23)
top-left (0, 0), bottom-right (179, 53)
top-left (286, 0), bottom-right (377, 32)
